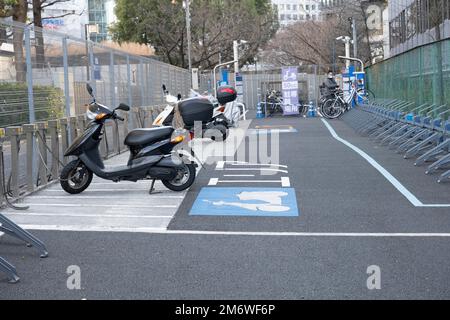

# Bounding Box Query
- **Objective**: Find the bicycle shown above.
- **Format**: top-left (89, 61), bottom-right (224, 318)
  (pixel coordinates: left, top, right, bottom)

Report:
top-left (320, 82), bottom-right (375, 119)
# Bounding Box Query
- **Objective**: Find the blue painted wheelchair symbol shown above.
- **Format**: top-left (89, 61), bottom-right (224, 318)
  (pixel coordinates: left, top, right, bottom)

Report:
top-left (190, 187), bottom-right (299, 217)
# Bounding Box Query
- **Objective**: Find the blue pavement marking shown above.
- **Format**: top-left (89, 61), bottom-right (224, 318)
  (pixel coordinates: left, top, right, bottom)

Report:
top-left (190, 187), bottom-right (299, 217)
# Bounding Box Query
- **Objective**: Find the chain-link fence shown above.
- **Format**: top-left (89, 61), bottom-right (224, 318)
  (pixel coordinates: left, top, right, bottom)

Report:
top-left (366, 38), bottom-right (450, 108)
top-left (239, 65), bottom-right (337, 110)
top-left (0, 18), bottom-right (210, 129)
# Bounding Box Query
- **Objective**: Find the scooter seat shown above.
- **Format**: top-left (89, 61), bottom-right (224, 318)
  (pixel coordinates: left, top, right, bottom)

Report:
top-left (125, 127), bottom-right (174, 147)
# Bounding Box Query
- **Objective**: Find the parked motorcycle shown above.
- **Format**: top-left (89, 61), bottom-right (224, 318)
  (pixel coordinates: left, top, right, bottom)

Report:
top-left (60, 83), bottom-right (196, 194)
top-left (153, 85), bottom-right (238, 141)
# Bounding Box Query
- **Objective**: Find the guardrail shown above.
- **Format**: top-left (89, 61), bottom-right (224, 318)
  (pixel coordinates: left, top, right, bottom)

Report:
top-left (0, 105), bottom-right (167, 207)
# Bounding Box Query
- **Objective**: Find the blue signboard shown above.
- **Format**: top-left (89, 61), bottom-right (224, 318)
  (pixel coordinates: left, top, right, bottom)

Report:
top-left (190, 187), bottom-right (299, 217)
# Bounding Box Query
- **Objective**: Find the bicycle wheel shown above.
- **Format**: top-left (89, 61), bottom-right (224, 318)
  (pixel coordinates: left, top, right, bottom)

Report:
top-left (321, 99), bottom-right (343, 119)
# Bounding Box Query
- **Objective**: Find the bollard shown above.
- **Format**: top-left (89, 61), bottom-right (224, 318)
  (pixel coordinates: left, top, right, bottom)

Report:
top-left (60, 118), bottom-right (69, 165)
top-left (256, 103), bottom-right (264, 119)
top-left (307, 103), bottom-right (316, 118)
top-left (48, 120), bottom-right (60, 180)
top-left (5, 127), bottom-right (22, 198)
top-left (23, 124), bottom-right (36, 193)
top-left (36, 122), bottom-right (48, 187)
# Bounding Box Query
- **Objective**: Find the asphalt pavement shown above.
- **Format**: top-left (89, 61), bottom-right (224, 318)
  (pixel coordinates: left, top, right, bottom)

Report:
top-left (1, 114), bottom-right (450, 299)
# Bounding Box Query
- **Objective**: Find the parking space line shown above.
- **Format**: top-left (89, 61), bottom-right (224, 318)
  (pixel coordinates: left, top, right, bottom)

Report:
top-left (322, 119), bottom-right (450, 208)
top-left (5, 213), bottom-right (173, 219)
top-left (29, 196), bottom-right (185, 199)
top-left (24, 203), bottom-right (177, 208)
top-left (218, 168), bottom-right (289, 174)
top-left (281, 177), bottom-right (291, 187)
top-left (19, 224), bottom-right (450, 237)
top-left (224, 174), bottom-right (256, 177)
top-left (208, 178), bottom-right (219, 186)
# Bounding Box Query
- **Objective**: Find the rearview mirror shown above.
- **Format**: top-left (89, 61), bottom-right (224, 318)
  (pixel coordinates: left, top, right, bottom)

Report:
top-left (117, 103), bottom-right (131, 112)
top-left (177, 94), bottom-right (182, 101)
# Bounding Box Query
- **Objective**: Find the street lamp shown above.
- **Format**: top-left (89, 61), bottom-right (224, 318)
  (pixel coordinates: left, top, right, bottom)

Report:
top-left (85, 23), bottom-right (99, 81)
top-left (336, 36), bottom-right (352, 69)
top-left (233, 40), bottom-right (247, 103)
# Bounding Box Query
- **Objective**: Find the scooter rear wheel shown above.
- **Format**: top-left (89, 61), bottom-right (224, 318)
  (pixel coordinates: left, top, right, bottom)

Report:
top-left (60, 160), bottom-right (93, 194)
top-left (162, 163), bottom-right (196, 192)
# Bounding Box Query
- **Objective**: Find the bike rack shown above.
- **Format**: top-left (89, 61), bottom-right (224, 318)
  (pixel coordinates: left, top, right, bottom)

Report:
top-left (342, 97), bottom-right (450, 183)
top-left (0, 213), bottom-right (49, 283)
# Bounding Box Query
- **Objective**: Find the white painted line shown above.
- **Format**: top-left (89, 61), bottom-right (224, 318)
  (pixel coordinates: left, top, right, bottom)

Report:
top-left (223, 175), bottom-right (256, 177)
top-left (321, 119), bottom-right (450, 208)
top-left (208, 178), bottom-right (219, 186)
top-left (281, 177), bottom-right (291, 187)
top-left (5, 213), bottom-right (173, 219)
top-left (228, 162), bottom-right (288, 168)
top-left (219, 168), bottom-right (289, 174)
top-left (216, 161), bottom-right (225, 170)
top-left (90, 182), bottom-right (151, 185)
top-left (218, 180), bottom-right (284, 184)
top-left (29, 195), bottom-right (185, 200)
top-left (42, 189), bottom-right (161, 192)
top-left (18, 225), bottom-right (450, 237)
top-left (23, 203), bottom-right (177, 208)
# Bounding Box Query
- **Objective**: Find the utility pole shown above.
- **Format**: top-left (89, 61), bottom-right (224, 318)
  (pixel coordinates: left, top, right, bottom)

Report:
top-left (184, 0), bottom-right (192, 74)
top-left (351, 17), bottom-right (358, 59)
top-left (233, 40), bottom-right (239, 77)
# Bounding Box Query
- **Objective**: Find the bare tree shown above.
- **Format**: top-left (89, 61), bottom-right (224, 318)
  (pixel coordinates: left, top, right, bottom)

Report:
top-left (262, 0), bottom-right (387, 71)
top-left (30, 0), bottom-right (84, 67)
top-left (11, 0), bottom-right (28, 82)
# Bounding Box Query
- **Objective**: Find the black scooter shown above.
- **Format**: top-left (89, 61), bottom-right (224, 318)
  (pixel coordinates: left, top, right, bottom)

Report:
top-left (60, 84), bottom-right (196, 194)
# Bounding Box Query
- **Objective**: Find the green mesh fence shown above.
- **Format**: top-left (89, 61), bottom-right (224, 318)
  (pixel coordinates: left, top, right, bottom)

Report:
top-left (366, 39), bottom-right (450, 112)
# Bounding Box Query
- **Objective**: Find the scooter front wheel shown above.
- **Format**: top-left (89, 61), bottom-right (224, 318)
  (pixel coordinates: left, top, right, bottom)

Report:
top-left (162, 163), bottom-right (196, 192)
top-left (60, 160), bottom-right (93, 194)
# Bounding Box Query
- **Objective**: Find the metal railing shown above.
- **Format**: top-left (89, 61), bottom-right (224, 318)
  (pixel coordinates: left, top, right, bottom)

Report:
top-left (0, 105), bottom-right (170, 206)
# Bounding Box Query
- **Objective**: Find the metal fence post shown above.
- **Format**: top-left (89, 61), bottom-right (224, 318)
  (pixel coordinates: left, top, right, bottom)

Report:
top-left (36, 122), bottom-right (48, 187)
top-left (110, 51), bottom-right (117, 109)
top-left (139, 59), bottom-right (145, 108)
top-left (48, 120), bottom-right (60, 180)
top-left (62, 36), bottom-right (71, 118)
top-left (60, 118), bottom-right (69, 165)
top-left (77, 115), bottom-right (86, 132)
top-left (89, 43), bottom-right (96, 92)
top-left (24, 27), bottom-right (35, 123)
top-left (5, 127), bottom-right (22, 198)
top-left (23, 124), bottom-right (36, 193)
top-left (69, 117), bottom-right (78, 143)
top-left (126, 54), bottom-right (134, 130)
top-left (0, 144), bottom-right (5, 205)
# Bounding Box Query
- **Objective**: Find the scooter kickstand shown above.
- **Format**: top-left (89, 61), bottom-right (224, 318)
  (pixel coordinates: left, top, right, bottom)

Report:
top-left (149, 179), bottom-right (162, 195)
